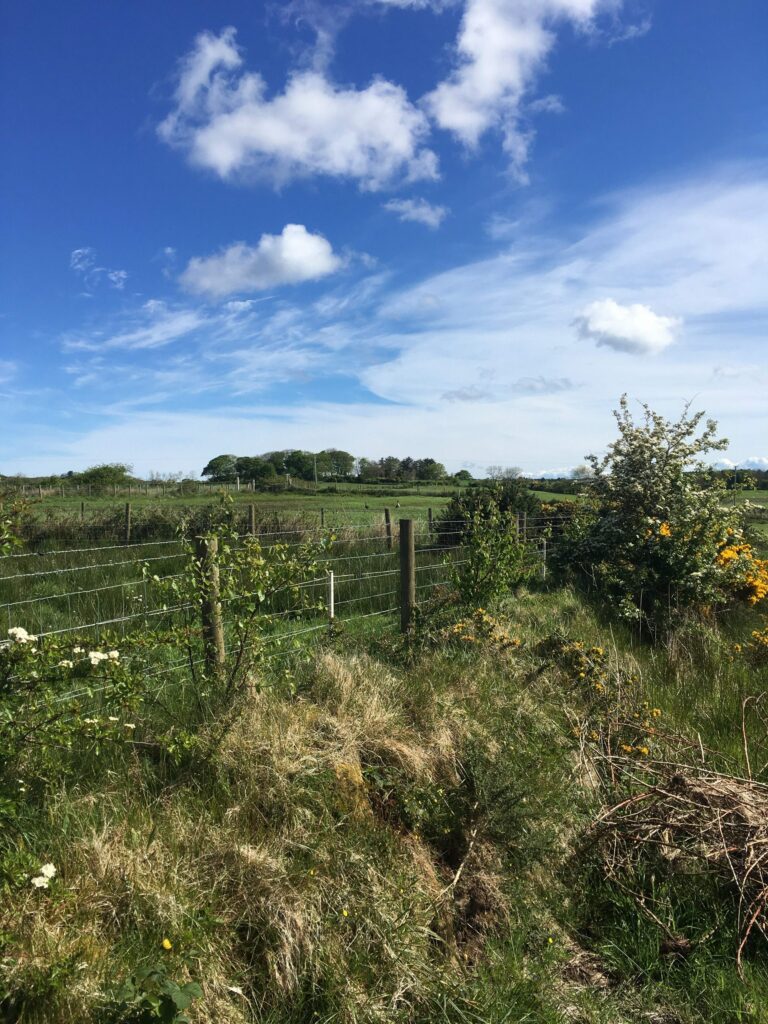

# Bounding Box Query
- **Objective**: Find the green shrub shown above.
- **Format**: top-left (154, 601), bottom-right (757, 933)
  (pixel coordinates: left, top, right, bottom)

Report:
top-left (554, 397), bottom-right (765, 628)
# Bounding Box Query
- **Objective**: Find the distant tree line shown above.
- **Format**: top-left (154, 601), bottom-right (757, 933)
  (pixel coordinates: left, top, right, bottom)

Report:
top-left (200, 451), bottom-right (471, 485)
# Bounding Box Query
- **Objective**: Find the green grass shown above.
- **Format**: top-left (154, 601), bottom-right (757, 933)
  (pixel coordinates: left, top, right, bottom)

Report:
top-left (3, 581), bottom-right (768, 1022)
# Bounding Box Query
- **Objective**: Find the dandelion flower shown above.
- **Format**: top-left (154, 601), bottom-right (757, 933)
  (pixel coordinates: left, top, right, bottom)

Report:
top-left (162, 937), bottom-right (173, 951)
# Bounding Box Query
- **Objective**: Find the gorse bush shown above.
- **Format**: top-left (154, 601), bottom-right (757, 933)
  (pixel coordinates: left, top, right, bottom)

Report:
top-left (555, 397), bottom-right (767, 627)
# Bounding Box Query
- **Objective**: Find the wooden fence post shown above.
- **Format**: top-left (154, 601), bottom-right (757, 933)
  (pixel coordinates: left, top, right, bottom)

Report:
top-left (399, 519), bottom-right (416, 633)
top-left (320, 507), bottom-right (325, 529)
top-left (196, 535), bottom-right (226, 677)
top-left (428, 507), bottom-right (434, 535)
top-left (80, 501), bottom-right (85, 521)
top-left (124, 503), bottom-right (132, 544)
top-left (384, 508), bottom-right (393, 551)
top-left (248, 503), bottom-right (256, 537)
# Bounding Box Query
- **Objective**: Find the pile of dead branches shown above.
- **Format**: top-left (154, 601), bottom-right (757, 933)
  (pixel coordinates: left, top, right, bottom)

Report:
top-left (591, 761), bottom-right (768, 971)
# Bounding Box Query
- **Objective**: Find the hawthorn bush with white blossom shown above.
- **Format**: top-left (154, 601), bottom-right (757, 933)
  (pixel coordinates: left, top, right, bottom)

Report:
top-left (0, 627), bottom-right (145, 825)
top-left (556, 397), bottom-right (768, 626)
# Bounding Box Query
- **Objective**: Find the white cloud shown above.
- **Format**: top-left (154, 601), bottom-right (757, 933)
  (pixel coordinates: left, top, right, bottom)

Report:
top-left (159, 28), bottom-right (438, 190)
top-left (423, 0), bottom-right (611, 178)
top-left (382, 197), bottom-right (449, 228)
top-left (573, 298), bottom-right (681, 355)
top-left (34, 165), bottom-right (768, 476)
top-left (180, 224), bottom-right (342, 298)
top-left (739, 457), bottom-right (768, 471)
top-left (63, 300), bottom-right (208, 352)
top-left (0, 360), bottom-right (16, 385)
top-left (70, 247), bottom-right (128, 290)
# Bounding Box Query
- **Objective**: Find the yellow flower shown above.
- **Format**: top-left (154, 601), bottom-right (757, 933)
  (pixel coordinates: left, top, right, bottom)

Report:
top-left (342, 909), bottom-right (349, 918)
top-left (637, 746), bottom-right (650, 756)
top-left (651, 708), bottom-right (662, 718)
top-left (161, 937), bottom-right (173, 951)
top-left (659, 522), bottom-right (672, 538)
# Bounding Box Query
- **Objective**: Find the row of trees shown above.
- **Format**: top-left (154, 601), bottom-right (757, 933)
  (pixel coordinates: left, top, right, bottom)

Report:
top-left (201, 451), bottom-right (462, 484)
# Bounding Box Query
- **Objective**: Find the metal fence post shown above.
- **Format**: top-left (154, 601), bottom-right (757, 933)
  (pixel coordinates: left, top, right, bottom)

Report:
top-left (399, 518), bottom-right (416, 633)
top-left (327, 570), bottom-right (335, 629)
top-left (196, 535), bottom-right (226, 677)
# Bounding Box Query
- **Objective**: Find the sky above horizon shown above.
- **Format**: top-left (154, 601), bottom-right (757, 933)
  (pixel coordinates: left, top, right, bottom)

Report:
top-left (1, 0), bottom-right (767, 478)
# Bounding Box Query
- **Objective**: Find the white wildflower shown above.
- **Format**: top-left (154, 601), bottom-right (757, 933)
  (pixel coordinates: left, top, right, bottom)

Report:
top-left (124, 723), bottom-right (136, 730)
top-left (58, 660), bottom-right (74, 670)
top-left (107, 650), bottom-right (120, 661)
top-left (108, 716), bottom-right (119, 722)
top-left (88, 651), bottom-right (109, 666)
top-left (73, 646), bottom-right (84, 654)
top-left (40, 863), bottom-right (56, 879)
top-left (31, 875), bottom-right (50, 888)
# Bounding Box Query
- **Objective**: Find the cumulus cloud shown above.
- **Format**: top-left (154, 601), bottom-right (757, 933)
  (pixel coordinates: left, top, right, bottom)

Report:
top-left (739, 457), bottom-right (768, 471)
top-left (573, 298), bottom-right (681, 355)
top-left (180, 224), bottom-right (342, 298)
top-left (158, 28), bottom-right (438, 190)
top-left (423, 0), bottom-right (610, 178)
top-left (383, 197), bottom-right (449, 228)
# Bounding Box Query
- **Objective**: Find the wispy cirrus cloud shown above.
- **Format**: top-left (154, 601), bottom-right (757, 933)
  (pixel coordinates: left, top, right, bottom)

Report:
top-left (46, 165), bottom-right (768, 474)
top-left (70, 247), bottom-right (128, 291)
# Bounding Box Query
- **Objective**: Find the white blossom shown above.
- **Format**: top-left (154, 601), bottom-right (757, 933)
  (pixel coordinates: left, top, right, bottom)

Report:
top-left (8, 627), bottom-right (37, 644)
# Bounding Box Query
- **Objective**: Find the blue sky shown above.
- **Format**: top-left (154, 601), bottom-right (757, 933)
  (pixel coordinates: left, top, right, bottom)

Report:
top-left (1, 0), bottom-right (767, 476)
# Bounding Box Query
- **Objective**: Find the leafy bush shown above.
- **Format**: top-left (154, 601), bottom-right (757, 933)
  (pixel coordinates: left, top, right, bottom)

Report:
top-left (555, 397), bottom-right (766, 627)
top-left (0, 630), bottom-right (146, 837)
top-left (443, 487), bottom-right (541, 605)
